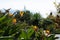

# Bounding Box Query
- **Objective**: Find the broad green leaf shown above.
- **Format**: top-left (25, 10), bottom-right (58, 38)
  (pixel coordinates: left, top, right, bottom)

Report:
top-left (27, 28), bottom-right (34, 39)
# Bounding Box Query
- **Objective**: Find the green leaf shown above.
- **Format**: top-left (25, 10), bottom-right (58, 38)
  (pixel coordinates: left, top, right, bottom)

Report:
top-left (27, 28), bottom-right (34, 39)
top-left (0, 14), bottom-right (7, 22)
top-left (18, 30), bottom-right (27, 40)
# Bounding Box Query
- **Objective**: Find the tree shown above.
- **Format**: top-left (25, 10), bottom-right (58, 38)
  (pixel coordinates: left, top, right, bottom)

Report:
top-left (32, 13), bottom-right (41, 27)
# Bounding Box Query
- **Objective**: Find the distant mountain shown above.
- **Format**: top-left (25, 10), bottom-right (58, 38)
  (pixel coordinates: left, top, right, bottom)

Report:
top-left (0, 8), bottom-right (5, 13)
top-left (0, 8), bottom-right (16, 14)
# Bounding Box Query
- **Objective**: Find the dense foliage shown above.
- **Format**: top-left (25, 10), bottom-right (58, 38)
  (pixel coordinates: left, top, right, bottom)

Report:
top-left (0, 8), bottom-right (60, 40)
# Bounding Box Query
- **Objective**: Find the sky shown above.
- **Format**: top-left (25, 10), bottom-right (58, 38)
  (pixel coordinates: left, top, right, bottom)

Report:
top-left (0, 0), bottom-right (60, 18)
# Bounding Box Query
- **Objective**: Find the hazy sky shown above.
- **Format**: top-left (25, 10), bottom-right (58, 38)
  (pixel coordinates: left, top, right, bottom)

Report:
top-left (0, 0), bottom-right (60, 18)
